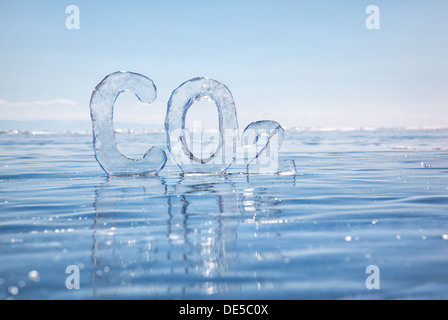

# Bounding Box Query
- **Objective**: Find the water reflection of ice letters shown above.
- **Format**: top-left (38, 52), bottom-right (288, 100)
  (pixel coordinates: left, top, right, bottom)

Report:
top-left (91, 177), bottom-right (168, 297)
top-left (174, 176), bottom-right (241, 294)
top-left (91, 176), bottom-right (241, 297)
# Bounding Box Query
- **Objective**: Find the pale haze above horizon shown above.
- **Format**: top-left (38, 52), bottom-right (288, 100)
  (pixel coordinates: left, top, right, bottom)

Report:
top-left (0, 0), bottom-right (447, 131)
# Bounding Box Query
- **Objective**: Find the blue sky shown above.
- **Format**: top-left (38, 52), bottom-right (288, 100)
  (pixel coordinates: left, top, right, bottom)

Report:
top-left (0, 0), bottom-right (447, 131)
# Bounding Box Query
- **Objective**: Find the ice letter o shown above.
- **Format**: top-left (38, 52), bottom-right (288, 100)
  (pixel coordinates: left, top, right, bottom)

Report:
top-left (165, 77), bottom-right (239, 175)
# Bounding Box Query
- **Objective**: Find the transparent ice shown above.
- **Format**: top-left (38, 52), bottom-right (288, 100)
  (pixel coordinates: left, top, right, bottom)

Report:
top-left (165, 77), bottom-right (239, 175)
top-left (90, 71), bottom-right (294, 176)
top-left (89, 71), bottom-right (167, 176)
top-left (241, 120), bottom-right (296, 175)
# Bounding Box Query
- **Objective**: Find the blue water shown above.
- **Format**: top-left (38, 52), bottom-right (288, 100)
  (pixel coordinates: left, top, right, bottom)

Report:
top-left (1, 129), bottom-right (448, 299)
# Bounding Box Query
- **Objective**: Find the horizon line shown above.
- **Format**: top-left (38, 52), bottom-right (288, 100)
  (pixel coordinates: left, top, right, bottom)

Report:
top-left (2, 126), bottom-right (448, 136)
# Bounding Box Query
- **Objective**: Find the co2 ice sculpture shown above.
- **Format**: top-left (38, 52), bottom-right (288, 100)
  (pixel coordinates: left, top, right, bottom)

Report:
top-left (90, 71), bottom-right (296, 176)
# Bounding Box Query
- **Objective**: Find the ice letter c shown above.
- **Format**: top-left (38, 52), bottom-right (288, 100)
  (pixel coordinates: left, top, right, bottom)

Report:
top-left (89, 71), bottom-right (167, 176)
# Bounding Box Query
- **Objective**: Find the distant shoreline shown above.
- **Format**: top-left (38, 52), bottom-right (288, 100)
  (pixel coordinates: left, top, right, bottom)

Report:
top-left (2, 126), bottom-right (448, 136)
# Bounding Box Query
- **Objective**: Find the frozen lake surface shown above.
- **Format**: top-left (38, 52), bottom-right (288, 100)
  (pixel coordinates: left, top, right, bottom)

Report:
top-left (1, 128), bottom-right (448, 299)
